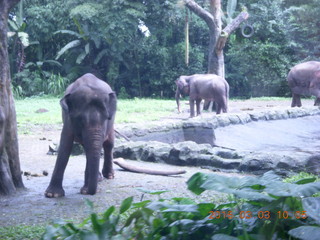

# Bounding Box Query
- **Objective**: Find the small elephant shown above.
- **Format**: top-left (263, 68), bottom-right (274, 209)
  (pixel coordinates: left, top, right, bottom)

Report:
top-left (45, 73), bottom-right (117, 197)
top-left (287, 61), bottom-right (320, 107)
top-left (175, 74), bottom-right (229, 117)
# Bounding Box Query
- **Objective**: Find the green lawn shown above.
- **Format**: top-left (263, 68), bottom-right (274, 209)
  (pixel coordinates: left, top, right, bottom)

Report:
top-left (15, 96), bottom-right (178, 127)
top-left (16, 96), bottom-right (301, 133)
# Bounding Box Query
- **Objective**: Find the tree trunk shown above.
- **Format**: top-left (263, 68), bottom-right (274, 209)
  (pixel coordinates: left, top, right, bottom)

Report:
top-left (184, 0), bottom-right (222, 75)
top-left (0, 0), bottom-right (24, 195)
top-left (184, 0), bottom-right (249, 78)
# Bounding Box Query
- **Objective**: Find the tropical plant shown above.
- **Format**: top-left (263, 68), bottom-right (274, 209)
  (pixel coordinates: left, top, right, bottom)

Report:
top-left (42, 171), bottom-right (320, 239)
top-left (7, 0), bottom-right (29, 75)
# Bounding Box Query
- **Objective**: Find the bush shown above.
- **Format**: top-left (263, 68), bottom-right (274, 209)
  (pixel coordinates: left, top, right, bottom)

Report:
top-left (42, 171), bottom-right (320, 240)
top-left (12, 70), bottom-right (69, 97)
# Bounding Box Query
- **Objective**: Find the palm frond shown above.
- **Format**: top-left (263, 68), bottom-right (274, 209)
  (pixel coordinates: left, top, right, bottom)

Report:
top-left (56, 40), bottom-right (81, 60)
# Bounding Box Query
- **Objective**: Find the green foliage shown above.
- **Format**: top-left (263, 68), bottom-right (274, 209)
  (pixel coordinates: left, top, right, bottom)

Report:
top-left (8, 0), bottom-right (320, 98)
top-left (12, 69), bottom-right (69, 97)
top-left (42, 171), bottom-right (320, 239)
top-left (0, 225), bottom-right (45, 240)
top-left (225, 0), bottom-right (295, 97)
top-left (284, 172), bottom-right (320, 184)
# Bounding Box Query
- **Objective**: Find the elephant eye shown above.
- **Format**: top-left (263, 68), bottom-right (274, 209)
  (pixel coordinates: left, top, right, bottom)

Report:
top-left (91, 99), bottom-right (106, 110)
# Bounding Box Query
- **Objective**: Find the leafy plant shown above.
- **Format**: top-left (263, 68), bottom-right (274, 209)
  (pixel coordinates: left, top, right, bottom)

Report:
top-left (42, 171), bottom-right (320, 240)
top-left (0, 225), bottom-right (45, 240)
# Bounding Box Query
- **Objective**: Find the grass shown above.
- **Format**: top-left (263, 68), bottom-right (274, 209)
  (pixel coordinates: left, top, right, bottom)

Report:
top-left (15, 95), bottom-right (299, 133)
top-left (15, 96), bottom-right (178, 128)
top-left (0, 225), bottom-right (45, 240)
top-left (116, 98), bottom-right (176, 123)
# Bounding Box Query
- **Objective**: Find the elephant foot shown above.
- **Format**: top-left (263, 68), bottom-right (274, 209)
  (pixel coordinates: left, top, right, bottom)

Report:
top-left (102, 168), bottom-right (114, 179)
top-left (45, 186), bottom-right (65, 198)
top-left (98, 172), bottom-right (103, 182)
top-left (103, 172), bottom-right (114, 179)
top-left (80, 186), bottom-right (97, 195)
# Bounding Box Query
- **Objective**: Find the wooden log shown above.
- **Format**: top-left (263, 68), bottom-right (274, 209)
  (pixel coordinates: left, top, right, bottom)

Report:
top-left (113, 158), bottom-right (186, 176)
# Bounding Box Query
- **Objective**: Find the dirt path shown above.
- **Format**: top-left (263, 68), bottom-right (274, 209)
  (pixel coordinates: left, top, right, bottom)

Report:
top-left (0, 98), bottom-right (316, 227)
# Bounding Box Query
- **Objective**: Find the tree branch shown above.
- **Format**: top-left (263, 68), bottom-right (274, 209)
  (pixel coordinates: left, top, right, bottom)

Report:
top-left (216, 11), bottom-right (249, 51)
top-left (184, 0), bottom-right (216, 30)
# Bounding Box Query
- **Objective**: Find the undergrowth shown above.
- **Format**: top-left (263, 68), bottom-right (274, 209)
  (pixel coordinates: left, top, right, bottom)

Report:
top-left (41, 171), bottom-right (320, 240)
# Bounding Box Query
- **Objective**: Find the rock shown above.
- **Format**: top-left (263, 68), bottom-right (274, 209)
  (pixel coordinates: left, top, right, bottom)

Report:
top-left (47, 143), bottom-right (58, 155)
top-left (306, 154), bottom-right (320, 175)
top-left (35, 108), bottom-right (49, 113)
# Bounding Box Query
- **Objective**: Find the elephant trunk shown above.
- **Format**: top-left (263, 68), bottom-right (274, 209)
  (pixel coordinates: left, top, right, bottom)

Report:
top-left (175, 87), bottom-right (181, 113)
top-left (82, 128), bottom-right (104, 195)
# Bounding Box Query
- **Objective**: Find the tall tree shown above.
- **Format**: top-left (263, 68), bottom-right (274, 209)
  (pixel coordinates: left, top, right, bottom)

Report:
top-left (183, 0), bottom-right (248, 77)
top-left (0, 0), bottom-right (24, 195)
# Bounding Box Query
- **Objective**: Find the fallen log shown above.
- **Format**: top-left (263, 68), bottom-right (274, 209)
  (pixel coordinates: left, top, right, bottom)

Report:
top-left (113, 158), bottom-right (186, 176)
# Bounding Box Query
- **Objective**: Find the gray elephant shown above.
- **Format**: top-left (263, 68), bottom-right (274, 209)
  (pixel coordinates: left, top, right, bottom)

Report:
top-left (175, 74), bottom-right (229, 117)
top-left (287, 61), bottom-right (320, 107)
top-left (45, 73), bottom-right (116, 197)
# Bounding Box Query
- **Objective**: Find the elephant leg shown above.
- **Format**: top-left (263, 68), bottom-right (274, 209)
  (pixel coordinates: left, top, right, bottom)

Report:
top-left (80, 129), bottom-right (103, 195)
top-left (81, 156), bottom-right (100, 195)
top-left (81, 146), bottom-right (101, 195)
top-left (221, 97), bottom-right (228, 113)
top-left (45, 127), bottom-right (74, 198)
top-left (216, 102), bottom-right (223, 114)
top-left (189, 99), bottom-right (195, 117)
top-left (314, 98), bottom-right (320, 106)
top-left (196, 99), bottom-right (202, 116)
top-left (102, 132), bottom-right (115, 179)
top-left (203, 100), bottom-right (210, 111)
top-left (292, 93), bottom-right (302, 107)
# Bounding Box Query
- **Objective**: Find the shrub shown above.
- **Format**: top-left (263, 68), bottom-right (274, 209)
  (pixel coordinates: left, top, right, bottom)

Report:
top-left (42, 171), bottom-right (320, 239)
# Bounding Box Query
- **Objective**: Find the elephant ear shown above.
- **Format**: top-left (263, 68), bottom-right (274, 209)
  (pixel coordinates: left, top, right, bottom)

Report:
top-left (106, 92), bottom-right (117, 120)
top-left (60, 94), bottom-right (71, 112)
top-left (176, 77), bottom-right (188, 90)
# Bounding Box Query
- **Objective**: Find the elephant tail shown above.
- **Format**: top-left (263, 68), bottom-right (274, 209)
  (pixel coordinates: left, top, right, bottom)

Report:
top-left (225, 80), bottom-right (230, 112)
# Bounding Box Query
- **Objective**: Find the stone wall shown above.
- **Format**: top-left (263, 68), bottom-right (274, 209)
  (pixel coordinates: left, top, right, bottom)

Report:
top-left (114, 106), bottom-right (320, 176)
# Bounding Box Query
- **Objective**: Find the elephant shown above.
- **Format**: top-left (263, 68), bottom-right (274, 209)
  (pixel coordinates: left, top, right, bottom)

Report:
top-left (175, 74), bottom-right (229, 117)
top-left (287, 61), bottom-right (320, 107)
top-left (45, 73), bottom-right (116, 197)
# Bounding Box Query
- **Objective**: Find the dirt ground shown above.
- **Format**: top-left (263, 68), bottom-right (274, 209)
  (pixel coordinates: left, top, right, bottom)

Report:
top-left (0, 98), bottom-right (316, 227)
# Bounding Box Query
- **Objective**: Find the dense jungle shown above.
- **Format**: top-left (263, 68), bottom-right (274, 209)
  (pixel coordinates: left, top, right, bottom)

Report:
top-left (8, 0), bottom-right (320, 99)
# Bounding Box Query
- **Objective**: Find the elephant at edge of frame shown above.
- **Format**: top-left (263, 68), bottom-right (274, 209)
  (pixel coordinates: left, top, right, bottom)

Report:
top-left (287, 61), bottom-right (320, 107)
top-left (45, 73), bottom-right (116, 197)
top-left (175, 74), bottom-right (229, 117)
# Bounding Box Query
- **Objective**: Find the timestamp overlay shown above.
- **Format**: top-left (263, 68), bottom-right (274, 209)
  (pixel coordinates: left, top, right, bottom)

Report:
top-left (208, 210), bottom-right (308, 220)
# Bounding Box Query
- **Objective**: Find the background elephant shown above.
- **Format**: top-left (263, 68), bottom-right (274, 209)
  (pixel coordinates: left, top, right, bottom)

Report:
top-left (287, 61), bottom-right (320, 107)
top-left (45, 73), bottom-right (117, 197)
top-left (175, 74), bottom-right (229, 117)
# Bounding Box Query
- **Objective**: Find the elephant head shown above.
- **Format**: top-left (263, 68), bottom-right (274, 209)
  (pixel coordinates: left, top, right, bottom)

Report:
top-left (45, 73), bottom-right (117, 197)
top-left (175, 76), bottom-right (190, 112)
